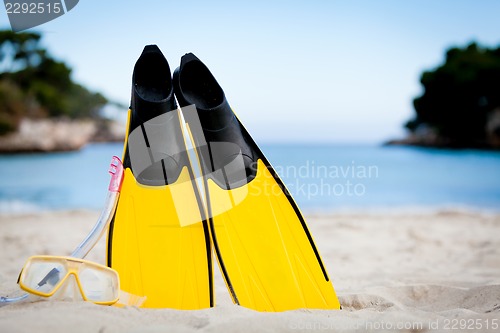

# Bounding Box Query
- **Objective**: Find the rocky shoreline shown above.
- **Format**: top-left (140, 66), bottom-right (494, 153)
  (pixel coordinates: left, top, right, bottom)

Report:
top-left (3, 118), bottom-right (499, 153)
top-left (385, 132), bottom-right (500, 150)
top-left (0, 118), bottom-right (125, 153)
top-left (387, 109), bottom-right (500, 150)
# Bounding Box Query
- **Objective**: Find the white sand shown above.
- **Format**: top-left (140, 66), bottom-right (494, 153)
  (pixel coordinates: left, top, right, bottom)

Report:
top-left (1, 210), bottom-right (499, 332)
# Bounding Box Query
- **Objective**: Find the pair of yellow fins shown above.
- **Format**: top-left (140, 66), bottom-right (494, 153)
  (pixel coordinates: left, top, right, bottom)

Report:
top-left (107, 45), bottom-right (341, 311)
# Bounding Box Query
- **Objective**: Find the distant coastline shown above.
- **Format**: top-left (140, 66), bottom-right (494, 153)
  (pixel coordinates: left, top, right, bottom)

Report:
top-left (385, 128), bottom-right (500, 150)
top-left (0, 118), bottom-right (125, 153)
top-left (386, 107), bottom-right (500, 150)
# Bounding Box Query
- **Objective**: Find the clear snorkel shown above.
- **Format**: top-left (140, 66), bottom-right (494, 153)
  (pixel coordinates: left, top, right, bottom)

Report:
top-left (71, 156), bottom-right (123, 258)
top-left (1, 156), bottom-right (125, 306)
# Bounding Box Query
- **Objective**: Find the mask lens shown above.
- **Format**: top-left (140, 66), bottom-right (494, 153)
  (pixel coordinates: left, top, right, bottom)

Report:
top-left (20, 259), bottom-right (67, 296)
top-left (78, 265), bottom-right (119, 303)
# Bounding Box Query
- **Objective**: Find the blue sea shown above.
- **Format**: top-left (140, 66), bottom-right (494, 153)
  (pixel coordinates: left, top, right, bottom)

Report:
top-left (0, 143), bottom-right (499, 213)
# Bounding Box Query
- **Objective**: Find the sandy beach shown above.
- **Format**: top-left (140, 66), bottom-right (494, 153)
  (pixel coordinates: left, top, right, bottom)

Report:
top-left (1, 210), bottom-right (499, 332)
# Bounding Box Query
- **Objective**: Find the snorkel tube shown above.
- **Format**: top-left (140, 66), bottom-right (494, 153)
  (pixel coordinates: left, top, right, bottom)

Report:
top-left (71, 156), bottom-right (123, 258)
top-left (0, 156), bottom-right (124, 306)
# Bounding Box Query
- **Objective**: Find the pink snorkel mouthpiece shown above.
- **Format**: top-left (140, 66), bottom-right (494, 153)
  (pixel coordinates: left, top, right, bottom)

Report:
top-left (108, 156), bottom-right (124, 192)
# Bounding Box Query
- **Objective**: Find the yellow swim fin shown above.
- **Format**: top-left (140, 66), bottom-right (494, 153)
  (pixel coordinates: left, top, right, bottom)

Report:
top-left (173, 53), bottom-right (340, 311)
top-left (106, 46), bottom-right (213, 309)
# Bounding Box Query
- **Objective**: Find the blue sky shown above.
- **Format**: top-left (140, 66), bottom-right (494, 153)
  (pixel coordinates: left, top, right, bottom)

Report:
top-left (1, 1), bottom-right (500, 143)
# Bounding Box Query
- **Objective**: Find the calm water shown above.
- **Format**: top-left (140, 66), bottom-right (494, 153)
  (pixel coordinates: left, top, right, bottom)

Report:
top-left (0, 143), bottom-right (499, 213)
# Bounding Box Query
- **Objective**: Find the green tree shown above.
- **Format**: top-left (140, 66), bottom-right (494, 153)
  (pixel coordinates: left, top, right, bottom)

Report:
top-left (0, 80), bottom-right (27, 135)
top-left (0, 30), bottom-right (108, 134)
top-left (407, 42), bottom-right (500, 146)
top-left (0, 30), bottom-right (44, 71)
